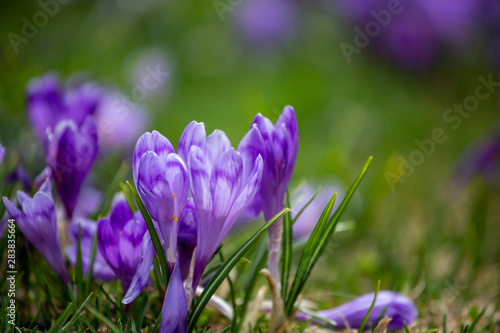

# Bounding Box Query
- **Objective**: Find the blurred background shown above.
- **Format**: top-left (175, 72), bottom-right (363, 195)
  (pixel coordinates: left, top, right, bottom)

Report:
top-left (1, 0), bottom-right (499, 327)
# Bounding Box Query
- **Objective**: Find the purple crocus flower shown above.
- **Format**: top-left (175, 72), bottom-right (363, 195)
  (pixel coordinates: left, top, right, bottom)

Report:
top-left (250, 106), bottom-right (298, 284)
top-left (123, 122), bottom-right (264, 332)
top-left (0, 144), bottom-right (5, 164)
top-left (45, 117), bottom-right (98, 218)
top-left (26, 73), bottom-right (100, 142)
top-left (234, 0), bottom-right (297, 49)
top-left (296, 291), bottom-right (418, 330)
top-left (97, 193), bottom-right (147, 291)
top-left (2, 179), bottom-right (70, 285)
top-left (66, 218), bottom-right (115, 282)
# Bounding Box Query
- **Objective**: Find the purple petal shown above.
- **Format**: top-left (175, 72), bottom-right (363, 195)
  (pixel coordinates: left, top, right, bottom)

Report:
top-left (220, 155), bottom-right (263, 242)
top-left (164, 154), bottom-right (189, 221)
top-left (137, 151), bottom-right (174, 242)
top-left (160, 264), bottom-right (188, 333)
top-left (123, 232), bottom-right (155, 304)
top-left (133, 131), bottom-right (174, 184)
top-left (177, 121), bottom-right (206, 164)
top-left (97, 218), bottom-right (120, 270)
top-left (303, 291), bottom-right (418, 330)
top-left (210, 148), bottom-right (243, 221)
top-left (188, 146), bottom-right (213, 223)
top-left (238, 125), bottom-right (266, 181)
top-left (109, 193), bottom-right (134, 232)
top-left (205, 130), bottom-right (231, 173)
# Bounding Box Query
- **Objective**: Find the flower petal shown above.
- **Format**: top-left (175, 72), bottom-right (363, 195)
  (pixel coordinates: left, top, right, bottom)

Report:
top-left (160, 263), bottom-right (188, 333)
top-left (123, 232), bottom-right (155, 304)
top-left (97, 217), bottom-right (120, 270)
top-left (164, 154), bottom-right (189, 220)
top-left (133, 131), bottom-right (174, 184)
top-left (238, 124), bottom-right (265, 181)
top-left (205, 130), bottom-right (231, 173)
top-left (177, 121), bottom-right (206, 164)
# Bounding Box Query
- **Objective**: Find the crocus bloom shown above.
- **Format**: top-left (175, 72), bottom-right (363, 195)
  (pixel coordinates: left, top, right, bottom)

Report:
top-left (453, 131), bottom-right (500, 189)
top-left (123, 122), bottom-right (264, 333)
top-left (234, 0), bottom-right (297, 49)
top-left (66, 218), bottom-right (115, 282)
top-left (251, 106), bottom-right (298, 284)
top-left (26, 73), bottom-right (100, 142)
top-left (0, 144), bottom-right (5, 164)
top-left (296, 291), bottom-right (418, 330)
top-left (26, 72), bottom-right (149, 150)
top-left (45, 117), bottom-right (98, 218)
top-left (97, 193), bottom-right (147, 291)
top-left (3, 179), bottom-right (70, 285)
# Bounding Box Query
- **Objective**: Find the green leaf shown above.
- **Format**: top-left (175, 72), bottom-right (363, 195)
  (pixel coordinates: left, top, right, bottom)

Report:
top-left (187, 208), bottom-right (289, 333)
top-left (61, 292), bottom-right (94, 333)
top-left (359, 280), bottom-right (381, 333)
top-left (286, 156), bottom-right (372, 315)
top-left (285, 192), bottom-right (337, 315)
top-left (220, 326), bottom-right (231, 333)
top-left (281, 191), bottom-right (293, 300)
top-left (84, 231), bottom-right (98, 297)
top-left (47, 303), bottom-right (73, 333)
top-left (75, 222), bottom-right (84, 305)
top-left (132, 293), bottom-right (149, 331)
top-left (291, 186), bottom-right (321, 225)
top-left (126, 180), bottom-right (169, 288)
top-left (86, 306), bottom-right (121, 333)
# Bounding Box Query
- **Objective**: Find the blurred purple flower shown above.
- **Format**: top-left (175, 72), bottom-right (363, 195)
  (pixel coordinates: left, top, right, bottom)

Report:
top-left (3, 179), bottom-right (70, 285)
top-left (93, 89), bottom-right (149, 150)
top-left (0, 144), bottom-right (5, 164)
top-left (250, 106), bottom-right (298, 284)
top-left (291, 183), bottom-right (342, 240)
top-left (5, 167), bottom-right (32, 192)
top-left (97, 193), bottom-right (147, 291)
top-left (453, 131), bottom-right (500, 188)
top-left (66, 217), bottom-right (115, 282)
top-left (296, 291), bottom-right (418, 330)
top-left (234, 0), bottom-right (297, 49)
top-left (26, 73), bottom-right (100, 142)
top-left (26, 73), bottom-right (148, 150)
top-left (336, 0), bottom-right (482, 70)
top-left (45, 117), bottom-right (98, 218)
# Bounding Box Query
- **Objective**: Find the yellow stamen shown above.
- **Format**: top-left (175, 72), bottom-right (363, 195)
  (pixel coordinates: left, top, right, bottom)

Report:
top-left (173, 216), bottom-right (178, 221)
top-left (172, 193), bottom-right (176, 200)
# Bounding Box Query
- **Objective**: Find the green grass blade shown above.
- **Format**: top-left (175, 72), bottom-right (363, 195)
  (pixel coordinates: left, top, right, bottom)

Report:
top-left (281, 191), bottom-right (293, 300)
top-left (126, 180), bottom-right (169, 288)
top-left (86, 306), bottom-right (120, 333)
top-left (358, 280), bottom-right (381, 333)
top-left (291, 186), bottom-right (321, 225)
top-left (285, 192), bottom-right (337, 315)
top-left (220, 326), bottom-right (231, 333)
top-left (61, 292), bottom-right (94, 333)
top-left (84, 231), bottom-right (98, 297)
top-left (187, 208), bottom-right (288, 333)
top-left (47, 303), bottom-right (73, 333)
top-left (403, 322), bottom-right (411, 333)
top-left (75, 222), bottom-right (84, 304)
top-left (286, 156), bottom-right (372, 315)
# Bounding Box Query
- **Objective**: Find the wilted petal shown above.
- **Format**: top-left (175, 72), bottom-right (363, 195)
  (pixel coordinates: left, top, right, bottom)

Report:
top-left (160, 264), bottom-right (188, 333)
top-left (123, 232), bottom-right (155, 304)
top-left (298, 291), bottom-right (418, 331)
top-left (133, 131), bottom-right (175, 184)
top-left (177, 121), bottom-right (206, 164)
